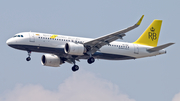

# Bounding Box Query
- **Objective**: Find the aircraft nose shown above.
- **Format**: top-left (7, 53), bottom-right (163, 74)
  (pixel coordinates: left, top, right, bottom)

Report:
top-left (6, 39), bottom-right (10, 45)
top-left (6, 38), bottom-right (14, 46)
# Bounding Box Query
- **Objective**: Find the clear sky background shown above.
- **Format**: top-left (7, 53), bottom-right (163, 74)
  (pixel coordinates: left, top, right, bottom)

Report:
top-left (0, 0), bottom-right (179, 101)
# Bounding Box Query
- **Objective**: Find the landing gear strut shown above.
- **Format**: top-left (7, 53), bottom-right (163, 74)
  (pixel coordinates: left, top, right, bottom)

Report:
top-left (26, 51), bottom-right (31, 61)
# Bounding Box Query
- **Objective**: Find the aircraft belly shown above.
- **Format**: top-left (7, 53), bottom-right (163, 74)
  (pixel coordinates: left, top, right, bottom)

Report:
top-left (8, 44), bottom-right (65, 54)
top-left (99, 44), bottom-right (135, 58)
top-left (8, 44), bottom-right (135, 60)
top-left (93, 52), bottom-right (135, 60)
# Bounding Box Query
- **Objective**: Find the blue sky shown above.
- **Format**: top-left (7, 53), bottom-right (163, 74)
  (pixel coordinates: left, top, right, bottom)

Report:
top-left (0, 0), bottom-right (179, 101)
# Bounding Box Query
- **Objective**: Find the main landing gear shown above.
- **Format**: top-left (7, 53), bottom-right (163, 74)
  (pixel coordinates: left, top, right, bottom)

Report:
top-left (26, 51), bottom-right (31, 61)
top-left (87, 57), bottom-right (95, 64)
top-left (71, 59), bottom-right (79, 72)
top-left (72, 65), bottom-right (79, 72)
top-left (71, 57), bottom-right (95, 72)
top-left (71, 56), bottom-right (95, 72)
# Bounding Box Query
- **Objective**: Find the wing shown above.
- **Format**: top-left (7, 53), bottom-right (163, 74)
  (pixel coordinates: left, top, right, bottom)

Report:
top-left (84, 15), bottom-right (144, 54)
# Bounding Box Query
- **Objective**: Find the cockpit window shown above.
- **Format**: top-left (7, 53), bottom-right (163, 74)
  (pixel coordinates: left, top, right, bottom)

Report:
top-left (13, 35), bottom-right (24, 37)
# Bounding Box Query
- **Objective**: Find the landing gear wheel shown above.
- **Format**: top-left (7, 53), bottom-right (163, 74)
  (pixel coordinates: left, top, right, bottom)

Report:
top-left (26, 57), bottom-right (31, 61)
top-left (87, 57), bottom-right (95, 64)
top-left (72, 65), bottom-right (79, 72)
top-left (26, 51), bottom-right (31, 61)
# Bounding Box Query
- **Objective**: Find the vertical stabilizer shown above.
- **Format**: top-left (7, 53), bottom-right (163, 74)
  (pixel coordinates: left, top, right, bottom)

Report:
top-left (134, 20), bottom-right (162, 47)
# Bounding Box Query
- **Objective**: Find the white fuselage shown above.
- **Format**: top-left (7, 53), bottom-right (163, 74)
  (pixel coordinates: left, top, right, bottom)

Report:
top-left (6, 32), bottom-right (166, 60)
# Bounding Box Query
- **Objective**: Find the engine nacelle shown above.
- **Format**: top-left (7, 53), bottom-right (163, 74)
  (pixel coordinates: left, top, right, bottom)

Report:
top-left (64, 42), bottom-right (86, 55)
top-left (41, 54), bottom-right (63, 67)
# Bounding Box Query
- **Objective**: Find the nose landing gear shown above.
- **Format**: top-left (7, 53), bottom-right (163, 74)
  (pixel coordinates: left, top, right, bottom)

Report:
top-left (26, 57), bottom-right (31, 61)
top-left (26, 51), bottom-right (31, 61)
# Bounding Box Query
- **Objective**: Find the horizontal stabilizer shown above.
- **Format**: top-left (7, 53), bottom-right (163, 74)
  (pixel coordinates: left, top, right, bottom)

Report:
top-left (147, 43), bottom-right (174, 52)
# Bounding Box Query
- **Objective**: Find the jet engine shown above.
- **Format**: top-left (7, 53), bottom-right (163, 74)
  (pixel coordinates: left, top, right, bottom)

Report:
top-left (41, 54), bottom-right (63, 67)
top-left (64, 42), bottom-right (86, 55)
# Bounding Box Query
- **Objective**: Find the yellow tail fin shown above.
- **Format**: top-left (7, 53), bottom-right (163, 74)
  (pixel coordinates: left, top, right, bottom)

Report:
top-left (133, 20), bottom-right (162, 47)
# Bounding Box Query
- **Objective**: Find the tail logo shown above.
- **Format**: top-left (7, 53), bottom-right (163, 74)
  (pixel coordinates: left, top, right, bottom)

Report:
top-left (148, 27), bottom-right (157, 41)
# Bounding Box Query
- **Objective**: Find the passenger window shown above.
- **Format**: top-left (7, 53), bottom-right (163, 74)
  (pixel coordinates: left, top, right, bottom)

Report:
top-left (18, 35), bottom-right (20, 37)
top-left (21, 35), bottom-right (23, 37)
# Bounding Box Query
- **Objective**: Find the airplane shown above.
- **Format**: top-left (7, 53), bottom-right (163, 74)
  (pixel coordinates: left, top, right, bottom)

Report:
top-left (6, 15), bottom-right (174, 72)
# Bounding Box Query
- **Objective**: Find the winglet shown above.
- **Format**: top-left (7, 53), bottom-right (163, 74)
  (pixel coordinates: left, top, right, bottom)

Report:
top-left (136, 15), bottom-right (144, 26)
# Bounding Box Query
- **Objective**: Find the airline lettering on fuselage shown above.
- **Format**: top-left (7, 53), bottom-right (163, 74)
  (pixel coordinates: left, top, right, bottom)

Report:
top-left (119, 44), bottom-right (129, 50)
top-left (148, 27), bottom-right (157, 41)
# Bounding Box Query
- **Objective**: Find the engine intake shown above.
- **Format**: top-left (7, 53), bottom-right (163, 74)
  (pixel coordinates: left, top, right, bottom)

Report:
top-left (64, 42), bottom-right (86, 55)
top-left (41, 54), bottom-right (63, 67)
